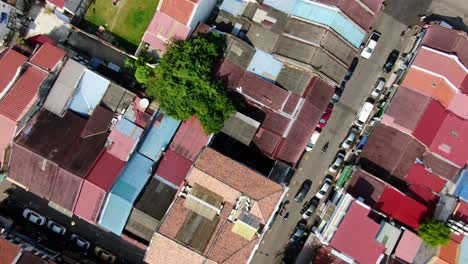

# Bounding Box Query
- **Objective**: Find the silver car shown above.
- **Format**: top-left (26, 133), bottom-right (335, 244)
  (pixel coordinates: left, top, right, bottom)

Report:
top-left (329, 153), bottom-right (345, 174)
top-left (341, 128), bottom-right (359, 150)
top-left (23, 208), bottom-right (46, 226)
top-left (47, 220), bottom-right (67, 235)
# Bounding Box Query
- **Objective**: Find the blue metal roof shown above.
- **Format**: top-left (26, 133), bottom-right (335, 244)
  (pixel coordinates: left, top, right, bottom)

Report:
top-left (263, 0), bottom-right (298, 14)
top-left (220, 0), bottom-right (249, 16)
top-left (98, 193), bottom-right (133, 235)
top-left (69, 69), bottom-right (110, 116)
top-left (292, 0), bottom-right (365, 48)
top-left (460, 236), bottom-right (468, 264)
top-left (247, 50), bottom-right (284, 82)
top-left (110, 152), bottom-right (153, 203)
top-left (137, 113), bottom-right (181, 161)
top-left (115, 118), bottom-right (143, 141)
top-left (454, 169), bottom-right (468, 201)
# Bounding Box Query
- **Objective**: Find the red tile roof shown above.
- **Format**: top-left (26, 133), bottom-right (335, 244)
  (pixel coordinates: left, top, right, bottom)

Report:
top-left (0, 49), bottom-right (27, 97)
top-left (0, 67), bottom-right (47, 122)
top-left (159, 0), bottom-right (198, 26)
top-left (29, 42), bottom-right (66, 71)
top-left (156, 150), bottom-right (193, 186)
top-left (375, 187), bottom-right (428, 230)
top-left (405, 164), bottom-right (446, 193)
top-left (170, 117), bottom-right (209, 161)
top-left (0, 238), bottom-right (22, 264)
top-left (422, 25), bottom-right (468, 67)
top-left (85, 151), bottom-right (126, 191)
top-left (330, 201), bottom-right (385, 264)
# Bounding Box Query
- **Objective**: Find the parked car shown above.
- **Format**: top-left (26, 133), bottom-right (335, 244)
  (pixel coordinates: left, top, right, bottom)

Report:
top-left (71, 234), bottom-right (90, 251)
top-left (382, 50), bottom-right (399, 73)
top-left (344, 57), bottom-right (359, 81)
top-left (341, 127), bottom-right (359, 150)
top-left (302, 198), bottom-right (320, 220)
top-left (290, 221), bottom-right (307, 242)
top-left (354, 101), bottom-right (375, 127)
top-left (317, 105), bottom-right (333, 129)
top-left (305, 130), bottom-right (321, 151)
top-left (294, 180), bottom-right (312, 202)
top-left (371, 78), bottom-right (386, 98)
top-left (330, 87), bottom-right (343, 104)
top-left (94, 246), bottom-right (116, 264)
top-left (360, 31), bottom-right (381, 59)
top-left (329, 153), bottom-right (345, 174)
top-left (47, 220), bottom-right (67, 235)
top-left (315, 176), bottom-right (333, 199)
top-left (22, 208), bottom-right (46, 226)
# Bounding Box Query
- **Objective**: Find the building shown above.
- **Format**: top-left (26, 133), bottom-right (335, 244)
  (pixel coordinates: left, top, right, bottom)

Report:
top-left (45, 0), bottom-right (83, 22)
top-left (141, 0), bottom-right (217, 54)
top-left (169, 117), bottom-right (210, 162)
top-left (144, 147), bottom-right (286, 264)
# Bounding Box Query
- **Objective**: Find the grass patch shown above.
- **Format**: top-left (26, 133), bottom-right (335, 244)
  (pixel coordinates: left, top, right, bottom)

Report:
top-left (83, 0), bottom-right (159, 52)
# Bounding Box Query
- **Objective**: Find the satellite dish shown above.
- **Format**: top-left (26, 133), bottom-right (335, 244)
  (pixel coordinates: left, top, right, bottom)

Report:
top-left (138, 98), bottom-right (149, 111)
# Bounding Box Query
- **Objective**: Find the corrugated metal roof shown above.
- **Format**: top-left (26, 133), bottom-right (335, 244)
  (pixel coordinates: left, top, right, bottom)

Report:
top-left (345, 169), bottom-right (386, 207)
top-left (0, 115), bottom-right (16, 166)
top-left (0, 67), bottom-right (47, 122)
top-left (338, 0), bottom-right (376, 30)
top-left (422, 152), bottom-right (460, 182)
top-left (159, 0), bottom-right (198, 26)
top-left (107, 118), bottom-right (144, 161)
top-left (0, 49), bottom-right (27, 99)
top-left (394, 230), bottom-right (422, 263)
top-left (263, 0), bottom-right (298, 14)
top-left (215, 60), bottom-right (244, 89)
top-left (49, 168), bottom-right (83, 212)
top-left (74, 179), bottom-right (107, 223)
top-left (247, 50), bottom-right (283, 82)
top-left (221, 112), bottom-right (260, 145)
top-left (225, 35), bottom-right (256, 70)
top-left (101, 82), bottom-right (135, 114)
top-left (98, 193), bottom-right (133, 235)
top-left (405, 164), bottom-right (446, 193)
top-left (134, 177), bottom-right (178, 220)
top-left (80, 106), bottom-right (114, 138)
top-left (276, 65), bottom-right (313, 96)
top-left (123, 97), bottom-right (152, 128)
top-left (220, 0), bottom-right (249, 16)
top-left (138, 113), bottom-right (181, 161)
top-left (252, 128), bottom-right (283, 156)
top-left (304, 77), bottom-right (334, 111)
top-left (86, 151), bottom-right (126, 191)
top-left (47, 0), bottom-right (65, 9)
top-left (169, 117), bottom-right (209, 161)
top-left (29, 42), bottom-right (66, 71)
top-left (69, 69), bottom-right (110, 116)
top-left (143, 11), bottom-right (191, 52)
top-left (43, 59), bottom-right (85, 117)
top-left (155, 150), bottom-right (192, 186)
top-left (111, 152), bottom-right (154, 203)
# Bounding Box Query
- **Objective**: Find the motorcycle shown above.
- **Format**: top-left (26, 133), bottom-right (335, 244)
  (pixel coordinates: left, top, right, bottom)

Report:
top-left (321, 142), bottom-right (329, 153)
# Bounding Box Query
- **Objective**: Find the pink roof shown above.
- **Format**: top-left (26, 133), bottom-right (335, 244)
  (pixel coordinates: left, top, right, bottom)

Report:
top-left (107, 119), bottom-right (144, 161)
top-left (0, 115), bottom-right (17, 167)
top-left (73, 180), bottom-right (107, 223)
top-left (375, 187), bottom-right (428, 230)
top-left (156, 150), bottom-right (192, 186)
top-left (47, 0), bottom-right (65, 8)
top-left (85, 151), bottom-right (126, 191)
top-left (422, 25), bottom-right (468, 68)
top-left (169, 117), bottom-right (209, 161)
top-left (0, 49), bottom-right (27, 97)
top-left (29, 43), bottom-right (66, 71)
top-left (394, 230), bottom-right (422, 263)
top-left (143, 11), bottom-right (191, 52)
top-left (330, 201), bottom-right (385, 264)
top-left (159, 0), bottom-right (198, 26)
top-left (405, 164), bottom-right (446, 192)
top-left (449, 92), bottom-right (468, 119)
top-left (0, 67), bottom-right (48, 122)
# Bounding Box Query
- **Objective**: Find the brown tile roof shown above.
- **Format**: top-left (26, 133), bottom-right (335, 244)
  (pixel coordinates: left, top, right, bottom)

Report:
top-left (145, 233), bottom-right (206, 264)
top-left (195, 148), bottom-right (283, 200)
top-left (159, 198), bottom-right (190, 240)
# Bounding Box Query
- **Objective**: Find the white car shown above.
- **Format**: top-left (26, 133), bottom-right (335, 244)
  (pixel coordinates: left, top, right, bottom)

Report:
top-left (329, 153), bottom-right (345, 174)
top-left (47, 220), bottom-right (67, 235)
top-left (71, 234), bottom-right (90, 251)
top-left (305, 131), bottom-right (321, 151)
top-left (22, 208), bottom-right (46, 226)
top-left (360, 31), bottom-right (381, 59)
top-left (341, 128), bottom-right (359, 150)
top-left (315, 178), bottom-right (333, 199)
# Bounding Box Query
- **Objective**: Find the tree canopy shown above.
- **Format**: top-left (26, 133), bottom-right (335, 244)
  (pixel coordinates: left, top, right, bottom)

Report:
top-left (418, 218), bottom-right (451, 247)
top-left (142, 33), bottom-right (235, 133)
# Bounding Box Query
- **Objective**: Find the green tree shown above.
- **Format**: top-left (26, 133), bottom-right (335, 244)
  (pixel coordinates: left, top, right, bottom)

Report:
top-left (145, 33), bottom-right (235, 133)
top-left (418, 218), bottom-right (451, 247)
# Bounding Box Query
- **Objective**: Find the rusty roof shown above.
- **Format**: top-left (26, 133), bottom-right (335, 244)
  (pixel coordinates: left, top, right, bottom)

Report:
top-left (345, 169), bottom-right (387, 207)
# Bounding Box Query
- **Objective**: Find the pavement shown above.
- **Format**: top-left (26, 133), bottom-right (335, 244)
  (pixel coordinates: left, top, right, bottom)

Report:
top-left (250, 0), bottom-right (432, 263)
top-left (26, 2), bottom-right (71, 42)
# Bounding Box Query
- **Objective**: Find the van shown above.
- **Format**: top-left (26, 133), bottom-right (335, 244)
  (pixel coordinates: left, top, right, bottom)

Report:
top-left (371, 78), bottom-right (386, 98)
top-left (354, 102), bottom-right (374, 127)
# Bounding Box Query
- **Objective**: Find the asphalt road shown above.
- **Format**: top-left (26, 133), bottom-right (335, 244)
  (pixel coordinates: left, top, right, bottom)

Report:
top-left (1, 187), bottom-right (145, 264)
top-left (251, 0), bottom-right (431, 263)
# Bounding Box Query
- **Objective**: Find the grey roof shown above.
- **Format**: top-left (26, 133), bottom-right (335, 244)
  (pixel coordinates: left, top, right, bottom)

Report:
top-left (214, 10), bottom-right (251, 37)
top-left (64, 0), bottom-right (82, 14)
top-left (225, 34), bottom-right (256, 70)
top-left (321, 31), bottom-right (356, 66)
top-left (276, 65), bottom-right (313, 96)
top-left (124, 208), bottom-right (160, 242)
top-left (243, 2), bottom-right (288, 32)
top-left (274, 35), bottom-right (318, 64)
top-left (134, 177), bottom-right (177, 221)
top-left (245, 23), bottom-right (280, 53)
top-left (101, 82), bottom-right (135, 113)
top-left (375, 222), bottom-right (402, 255)
top-left (222, 112), bottom-right (260, 145)
top-left (310, 49), bottom-right (347, 84)
top-left (283, 18), bottom-right (325, 45)
top-left (43, 59), bottom-right (85, 117)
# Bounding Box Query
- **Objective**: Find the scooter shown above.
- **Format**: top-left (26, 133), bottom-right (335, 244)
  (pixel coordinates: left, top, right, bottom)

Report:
top-left (283, 212), bottom-right (289, 221)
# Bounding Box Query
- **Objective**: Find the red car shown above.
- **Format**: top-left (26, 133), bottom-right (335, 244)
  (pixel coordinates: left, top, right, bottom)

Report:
top-left (317, 105), bottom-right (333, 129)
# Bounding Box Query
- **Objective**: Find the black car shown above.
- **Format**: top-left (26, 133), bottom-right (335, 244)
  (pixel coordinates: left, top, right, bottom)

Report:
top-left (294, 180), bottom-right (312, 202)
top-left (330, 87), bottom-right (343, 104)
top-left (344, 57), bottom-right (359, 81)
top-left (382, 50), bottom-right (399, 73)
top-left (290, 221), bottom-right (307, 242)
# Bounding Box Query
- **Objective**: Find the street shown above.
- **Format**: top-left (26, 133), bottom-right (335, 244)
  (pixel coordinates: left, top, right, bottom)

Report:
top-left (251, 0), bottom-right (431, 263)
top-left (0, 186), bottom-right (145, 264)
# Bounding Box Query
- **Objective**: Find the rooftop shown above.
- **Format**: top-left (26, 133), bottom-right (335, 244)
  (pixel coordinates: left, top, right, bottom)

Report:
top-left (155, 150), bottom-right (192, 187)
top-left (329, 200), bottom-right (385, 264)
top-left (68, 69), bottom-right (110, 116)
top-left (169, 117), bottom-right (209, 162)
top-left (134, 177), bottom-right (177, 221)
top-left (159, 0), bottom-right (198, 26)
top-left (29, 42), bottom-right (66, 71)
top-left (107, 117), bottom-right (144, 161)
top-left (143, 11), bottom-right (191, 52)
top-left (246, 50), bottom-right (284, 82)
top-left (0, 49), bottom-right (27, 98)
top-left (405, 163), bottom-right (446, 193)
top-left (325, 0), bottom-right (381, 30)
top-left (100, 82), bottom-right (135, 114)
top-left (0, 67), bottom-right (48, 122)
top-left (221, 112), bottom-right (260, 145)
top-left (422, 151), bottom-right (460, 182)
top-left (375, 186), bottom-right (428, 230)
top-left (98, 192), bottom-right (133, 235)
top-left (0, 237), bottom-right (21, 264)
top-left (345, 168), bottom-right (387, 207)
top-left (224, 34), bottom-right (256, 70)
top-left (85, 151), bottom-right (126, 191)
top-left (145, 233), bottom-right (206, 264)
top-left (394, 229), bottom-right (422, 263)
top-left (276, 65), bottom-right (313, 96)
